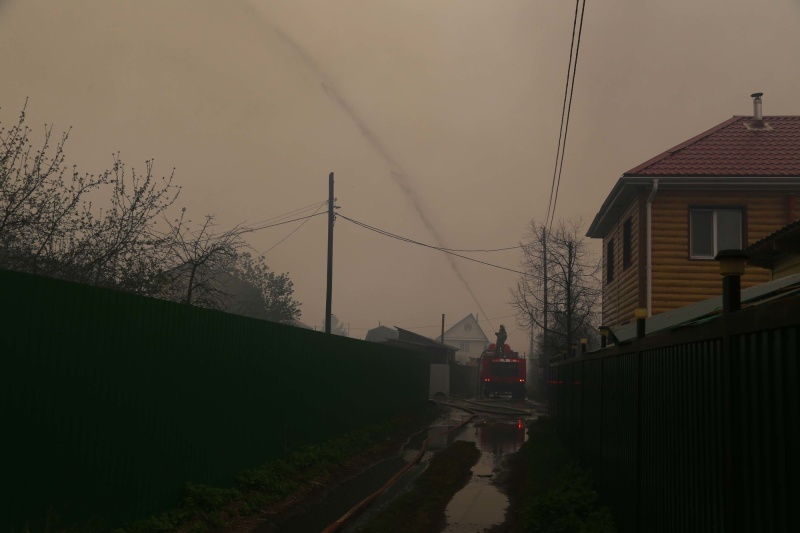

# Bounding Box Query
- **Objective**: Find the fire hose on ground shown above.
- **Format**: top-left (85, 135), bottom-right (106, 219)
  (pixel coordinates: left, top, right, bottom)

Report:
top-left (321, 400), bottom-right (479, 533)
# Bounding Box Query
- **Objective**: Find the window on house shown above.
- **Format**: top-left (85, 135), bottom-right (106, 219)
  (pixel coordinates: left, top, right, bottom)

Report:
top-left (606, 239), bottom-right (615, 283)
top-left (460, 341), bottom-right (470, 352)
top-left (623, 218), bottom-right (632, 269)
top-left (690, 208), bottom-right (743, 259)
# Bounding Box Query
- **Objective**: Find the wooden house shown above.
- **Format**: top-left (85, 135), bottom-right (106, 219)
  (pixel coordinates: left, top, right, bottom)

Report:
top-left (587, 94), bottom-right (800, 327)
top-left (435, 314), bottom-right (490, 365)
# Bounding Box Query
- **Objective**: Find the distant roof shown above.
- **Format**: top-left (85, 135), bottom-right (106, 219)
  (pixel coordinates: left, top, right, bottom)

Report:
top-left (436, 313), bottom-right (489, 343)
top-left (624, 116), bottom-right (800, 177)
top-left (396, 327), bottom-right (459, 352)
top-left (364, 325), bottom-right (399, 343)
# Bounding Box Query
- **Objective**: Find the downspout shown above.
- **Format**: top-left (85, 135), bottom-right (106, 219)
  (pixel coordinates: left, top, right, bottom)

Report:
top-left (646, 179), bottom-right (659, 316)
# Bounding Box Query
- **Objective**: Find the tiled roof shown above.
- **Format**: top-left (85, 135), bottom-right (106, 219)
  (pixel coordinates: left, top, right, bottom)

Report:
top-left (745, 219), bottom-right (800, 268)
top-left (746, 218), bottom-right (800, 252)
top-left (624, 116), bottom-right (800, 177)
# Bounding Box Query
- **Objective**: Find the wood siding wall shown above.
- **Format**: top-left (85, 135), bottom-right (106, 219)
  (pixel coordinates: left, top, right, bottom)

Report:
top-left (602, 196), bottom-right (642, 326)
top-left (649, 190), bottom-right (794, 315)
top-left (601, 188), bottom-right (800, 326)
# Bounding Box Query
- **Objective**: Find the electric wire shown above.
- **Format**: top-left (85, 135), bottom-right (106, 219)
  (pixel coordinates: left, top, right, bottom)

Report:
top-left (245, 199), bottom-right (327, 228)
top-left (347, 313), bottom-right (518, 332)
top-left (545, 0), bottom-right (587, 231)
top-left (243, 211), bottom-right (328, 233)
top-left (440, 244), bottom-right (522, 252)
top-left (259, 201), bottom-right (327, 255)
top-left (545, 0), bottom-right (581, 229)
top-left (338, 213), bottom-right (525, 275)
top-left (549, 0), bottom-right (587, 231)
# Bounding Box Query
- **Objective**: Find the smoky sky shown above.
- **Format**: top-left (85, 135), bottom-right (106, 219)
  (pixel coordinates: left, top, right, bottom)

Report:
top-left (1, 0), bottom-right (799, 345)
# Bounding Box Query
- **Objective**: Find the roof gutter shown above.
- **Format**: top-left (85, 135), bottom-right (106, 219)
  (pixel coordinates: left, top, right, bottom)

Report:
top-left (588, 176), bottom-right (800, 238)
top-left (646, 179), bottom-right (659, 317)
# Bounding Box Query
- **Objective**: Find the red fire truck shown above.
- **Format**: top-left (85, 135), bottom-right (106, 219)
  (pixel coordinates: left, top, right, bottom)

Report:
top-left (478, 343), bottom-right (526, 400)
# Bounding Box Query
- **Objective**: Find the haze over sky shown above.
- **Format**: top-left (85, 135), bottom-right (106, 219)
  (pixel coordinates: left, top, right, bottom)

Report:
top-left (2, 0), bottom-right (799, 347)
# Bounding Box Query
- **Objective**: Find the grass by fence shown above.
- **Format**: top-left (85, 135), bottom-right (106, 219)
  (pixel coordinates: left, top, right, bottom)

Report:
top-left (549, 294), bottom-right (800, 532)
top-left (0, 269), bottom-right (430, 531)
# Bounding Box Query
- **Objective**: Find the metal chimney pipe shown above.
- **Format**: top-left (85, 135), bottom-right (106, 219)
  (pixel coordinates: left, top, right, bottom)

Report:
top-left (751, 92), bottom-right (763, 120)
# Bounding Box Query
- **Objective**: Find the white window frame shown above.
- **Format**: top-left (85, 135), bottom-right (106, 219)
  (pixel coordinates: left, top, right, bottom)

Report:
top-left (689, 208), bottom-right (743, 259)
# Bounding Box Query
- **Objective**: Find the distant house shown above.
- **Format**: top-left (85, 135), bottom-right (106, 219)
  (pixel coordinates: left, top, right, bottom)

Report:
top-left (746, 219), bottom-right (800, 280)
top-left (435, 314), bottom-right (490, 364)
top-left (383, 327), bottom-right (458, 364)
top-left (364, 325), bottom-right (400, 343)
top-left (587, 94), bottom-right (800, 327)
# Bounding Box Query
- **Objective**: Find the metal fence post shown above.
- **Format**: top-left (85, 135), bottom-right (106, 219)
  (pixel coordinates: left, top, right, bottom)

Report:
top-left (634, 308), bottom-right (647, 530)
top-left (715, 250), bottom-right (747, 533)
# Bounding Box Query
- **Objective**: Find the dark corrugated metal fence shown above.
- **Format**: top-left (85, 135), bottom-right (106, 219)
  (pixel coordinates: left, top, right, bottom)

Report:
top-left (551, 296), bottom-right (800, 532)
top-left (0, 269), bottom-right (430, 530)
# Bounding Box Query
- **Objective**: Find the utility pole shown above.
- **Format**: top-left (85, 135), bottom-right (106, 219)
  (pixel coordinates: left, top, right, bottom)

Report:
top-left (542, 227), bottom-right (548, 363)
top-left (325, 172), bottom-right (334, 334)
top-left (441, 314), bottom-right (445, 344)
top-left (542, 227), bottom-right (549, 404)
top-left (566, 241), bottom-right (573, 357)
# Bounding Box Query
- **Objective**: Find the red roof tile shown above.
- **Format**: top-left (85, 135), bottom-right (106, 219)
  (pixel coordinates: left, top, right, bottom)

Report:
top-left (624, 116), bottom-right (800, 177)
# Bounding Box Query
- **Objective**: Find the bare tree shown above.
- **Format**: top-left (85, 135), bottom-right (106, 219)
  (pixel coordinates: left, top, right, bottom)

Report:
top-left (0, 102), bottom-right (106, 275)
top-left (1, 102), bottom-right (304, 322)
top-left (161, 211), bottom-right (250, 308)
top-left (64, 155), bottom-right (180, 293)
top-left (160, 215), bottom-right (303, 322)
top-left (0, 103), bottom-right (180, 293)
top-left (511, 219), bottom-right (601, 361)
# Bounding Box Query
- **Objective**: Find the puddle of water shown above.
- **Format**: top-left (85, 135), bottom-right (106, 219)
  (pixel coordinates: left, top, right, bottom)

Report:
top-left (442, 418), bottom-right (529, 532)
top-left (258, 412), bottom-right (534, 532)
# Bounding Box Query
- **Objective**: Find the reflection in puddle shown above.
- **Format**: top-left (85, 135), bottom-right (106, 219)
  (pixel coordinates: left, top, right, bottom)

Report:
top-left (477, 419), bottom-right (527, 459)
top-left (442, 419), bottom-right (528, 533)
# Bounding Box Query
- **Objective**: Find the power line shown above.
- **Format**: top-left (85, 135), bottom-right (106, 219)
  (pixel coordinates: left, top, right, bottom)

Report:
top-left (348, 313), bottom-right (519, 332)
top-left (260, 202), bottom-right (327, 255)
top-left (544, 0), bottom-right (581, 228)
top-left (545, 0), bottom-right (587, 230)
top-left (150, 211), bottom-right (326, 242)
top-left (246, 200), bottom-right (328, 228)
top-left (244, 211), bottom-right (328, 233)
top-left (440, 245), bottom-right (522, 253)
top-left (550, 0), bottom-right (587, 231)
top-left (337, 213), bottom-right (525, 275)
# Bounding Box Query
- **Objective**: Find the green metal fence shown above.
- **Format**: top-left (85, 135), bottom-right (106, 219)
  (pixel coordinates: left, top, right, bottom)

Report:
top-left (0, 269), bottom-right (430, 531)
top-left (550, 295), bottom-right (800, 532)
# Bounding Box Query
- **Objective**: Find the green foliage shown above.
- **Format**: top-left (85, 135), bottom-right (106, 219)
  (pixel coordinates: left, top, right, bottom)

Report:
top-left (234, 251), bottom-right (301, 322)
top-left (514, 418), bottom-right (617, 533)
top-left (523, 463), bottom-right (616, 533)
